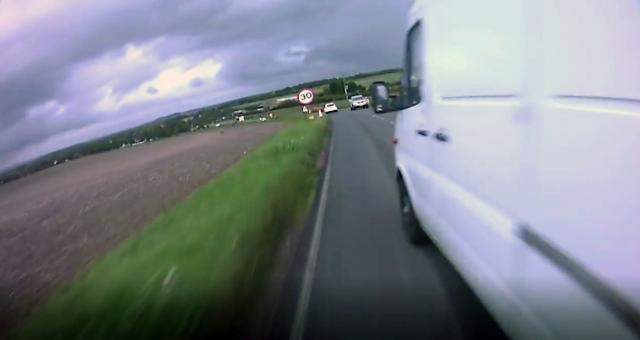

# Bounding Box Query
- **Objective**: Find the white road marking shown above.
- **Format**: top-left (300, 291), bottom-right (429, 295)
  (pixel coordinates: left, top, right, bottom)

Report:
top-left (369, 112), bottom-right (395, 125)
top-left (289, 139), bottom-right (334, 340)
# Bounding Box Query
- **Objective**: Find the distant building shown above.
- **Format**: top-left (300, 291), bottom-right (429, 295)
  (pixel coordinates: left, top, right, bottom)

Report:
top-left (276, 95), bottom-right (297, 103)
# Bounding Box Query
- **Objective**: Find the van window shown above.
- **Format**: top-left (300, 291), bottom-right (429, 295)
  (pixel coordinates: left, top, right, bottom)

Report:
top-left (404, 22), bottom-right (424, 107)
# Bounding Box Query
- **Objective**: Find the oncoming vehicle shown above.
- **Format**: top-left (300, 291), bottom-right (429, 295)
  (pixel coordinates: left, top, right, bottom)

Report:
top-left (386, 0), bottom-right (640, 339)
top-left (348, 95), bottom-right (369, 110)
top-left (323, 102), bottom-right (338, 114)
top-left (369, 81), bottom-right (390, 113)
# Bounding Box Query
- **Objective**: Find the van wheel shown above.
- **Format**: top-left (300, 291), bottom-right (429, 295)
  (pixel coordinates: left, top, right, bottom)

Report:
top-left (398, 178), bottom-right (429, 245)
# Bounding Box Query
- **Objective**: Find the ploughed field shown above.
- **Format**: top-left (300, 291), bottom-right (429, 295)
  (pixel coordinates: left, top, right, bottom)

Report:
top-left (0, 123), bottom-right (283, 333)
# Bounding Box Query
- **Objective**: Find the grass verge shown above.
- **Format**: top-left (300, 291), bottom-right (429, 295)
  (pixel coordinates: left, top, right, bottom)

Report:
top-left (15, 118), bottom-right (329, 340)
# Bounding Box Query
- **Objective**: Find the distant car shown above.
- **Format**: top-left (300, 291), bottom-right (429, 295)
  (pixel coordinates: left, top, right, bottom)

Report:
top-left (323, 102), bottom-right (338, 113)
top-left (349, 95), bottom-right (369, 110)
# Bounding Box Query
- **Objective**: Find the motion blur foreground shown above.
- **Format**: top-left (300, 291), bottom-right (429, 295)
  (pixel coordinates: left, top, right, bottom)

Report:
top-left (2, 0), bottom-right (639, 339)
top-left (370, 0), bottom-right (640, 339)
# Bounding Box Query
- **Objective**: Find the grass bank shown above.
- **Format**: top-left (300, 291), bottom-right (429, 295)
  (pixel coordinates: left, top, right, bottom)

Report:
top-left (15, 119), bottom-right (329, 340)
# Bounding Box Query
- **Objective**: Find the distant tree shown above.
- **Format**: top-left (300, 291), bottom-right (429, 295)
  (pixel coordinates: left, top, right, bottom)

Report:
top-left (346, 81), bottom-right (364, 95)
top-left (328, 79), bottom-right (345, 95)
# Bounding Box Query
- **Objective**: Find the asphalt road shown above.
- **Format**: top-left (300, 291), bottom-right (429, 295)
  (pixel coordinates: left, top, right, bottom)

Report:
top-left (294, 108), bottom-right (507, 340)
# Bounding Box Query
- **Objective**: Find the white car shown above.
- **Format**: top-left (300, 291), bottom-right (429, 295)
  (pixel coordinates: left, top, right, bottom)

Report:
top-left (323, 102), bottom-right (338, 114)
top-left (348, 95), bottom-right (369, 110)
top-left (393, 1), bottom-right (640, 340)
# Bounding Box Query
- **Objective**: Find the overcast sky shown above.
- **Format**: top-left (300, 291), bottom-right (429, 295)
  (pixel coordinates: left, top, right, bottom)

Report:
top-left (0, 0), bottom-right (410, 170)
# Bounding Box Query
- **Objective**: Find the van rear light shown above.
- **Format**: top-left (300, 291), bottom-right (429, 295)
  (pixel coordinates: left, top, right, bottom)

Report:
top-left (392, 137), bottom-right (398, 145)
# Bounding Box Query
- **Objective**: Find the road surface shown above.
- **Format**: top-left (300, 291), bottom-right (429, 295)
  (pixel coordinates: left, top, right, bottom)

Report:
top-left (290, 108), bottom-right (507, 339)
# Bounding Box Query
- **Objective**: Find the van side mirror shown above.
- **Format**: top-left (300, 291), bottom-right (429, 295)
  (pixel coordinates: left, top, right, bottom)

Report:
top-left (369, 82), bottom-right (391, 113)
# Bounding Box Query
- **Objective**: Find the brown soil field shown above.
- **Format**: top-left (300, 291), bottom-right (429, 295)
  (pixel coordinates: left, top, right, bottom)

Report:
top-left (0, 123), bottom-right (284, 334)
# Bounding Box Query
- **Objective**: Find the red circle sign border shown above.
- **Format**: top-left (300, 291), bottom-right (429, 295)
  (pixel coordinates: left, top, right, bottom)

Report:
top-left (297, 88), bottom-right (315, 105)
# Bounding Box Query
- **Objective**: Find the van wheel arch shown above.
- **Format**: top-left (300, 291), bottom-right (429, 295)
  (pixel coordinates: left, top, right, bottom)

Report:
top-left (396, 171), bottom-right (430, 245)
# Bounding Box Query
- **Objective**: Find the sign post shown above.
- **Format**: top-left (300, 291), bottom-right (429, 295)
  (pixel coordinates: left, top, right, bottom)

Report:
top-left (297, 88), bottom-right (317, 119)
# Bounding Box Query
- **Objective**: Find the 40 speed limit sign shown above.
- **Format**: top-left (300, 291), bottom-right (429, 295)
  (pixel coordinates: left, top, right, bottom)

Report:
top-left (297, 88), bottom-right (315, 105)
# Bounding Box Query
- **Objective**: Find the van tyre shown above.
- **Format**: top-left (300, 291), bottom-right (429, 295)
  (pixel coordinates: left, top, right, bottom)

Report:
top-left (398, 178), bottom-right (429, 245)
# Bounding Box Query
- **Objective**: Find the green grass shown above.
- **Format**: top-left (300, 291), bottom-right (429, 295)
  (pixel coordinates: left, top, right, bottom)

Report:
top-left (349, 71), bottom-right (402, 89)
top-left (15, 119), bottom-right (330, 340)
top-left (271, 106), bottom-right (308, 121)
top-left (333, 99), bottom-right (350, 109)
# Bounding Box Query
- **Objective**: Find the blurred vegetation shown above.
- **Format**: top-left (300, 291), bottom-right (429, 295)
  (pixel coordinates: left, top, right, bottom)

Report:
top-left (0, 68), bottom-right (400, 185)
top-left (14, 118), bottom-right (330, 340)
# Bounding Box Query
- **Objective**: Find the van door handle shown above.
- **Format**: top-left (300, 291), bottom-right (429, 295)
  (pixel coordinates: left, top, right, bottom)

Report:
top-left (416, 129), bottom-right (429, 137)
top-left (434, 131), bottom-right (449, 143)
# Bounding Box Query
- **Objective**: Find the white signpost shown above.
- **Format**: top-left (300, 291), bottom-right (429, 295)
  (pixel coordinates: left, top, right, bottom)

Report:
top-left (297, 88), bottom-right (323, 119)
top-left (298, 89), bottom-right (314, 117)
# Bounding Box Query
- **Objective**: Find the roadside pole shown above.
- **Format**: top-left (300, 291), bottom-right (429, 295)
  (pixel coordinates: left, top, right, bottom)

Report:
top-left (297, 88), bottom-right (316, 119)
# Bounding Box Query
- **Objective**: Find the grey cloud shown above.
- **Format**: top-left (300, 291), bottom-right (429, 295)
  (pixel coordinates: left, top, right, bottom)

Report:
top-left (146, 86), bottom-right (159, 95)
top-left (0, 0), bottom-right (232, 126)
top-left (0, 0), bottom-right (411, 170)
top-left (286, 48), bottom-right (307, 57)
top-left (0, 1), bottom-right (233, 167)
top-left (189, 78), bottom-right (205, 88)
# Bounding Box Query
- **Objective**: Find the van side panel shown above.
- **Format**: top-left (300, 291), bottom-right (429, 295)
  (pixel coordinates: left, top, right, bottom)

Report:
top-left (416, 0), bottom-right (536, 338)
top-left (425, 0), bottom-right (526, 279)
top-left (517, 0), bottom-right (640, 338)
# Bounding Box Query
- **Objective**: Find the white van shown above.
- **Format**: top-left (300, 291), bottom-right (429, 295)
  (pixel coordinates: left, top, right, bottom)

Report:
top-left (391, 0), bottom-right (640, 339)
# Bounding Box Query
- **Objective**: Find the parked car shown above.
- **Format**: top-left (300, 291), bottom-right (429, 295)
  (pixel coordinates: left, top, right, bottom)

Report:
top-left (323, 102), bottom-right (338, 113)
top-left (348, 95), bottom-right (369, 110)
top-left (387, 0), bottom-right (640, 339)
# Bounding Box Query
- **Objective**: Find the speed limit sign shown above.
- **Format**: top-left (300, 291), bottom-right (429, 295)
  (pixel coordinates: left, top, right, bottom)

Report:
top-left (297, 88), bottom-right (314, 105)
